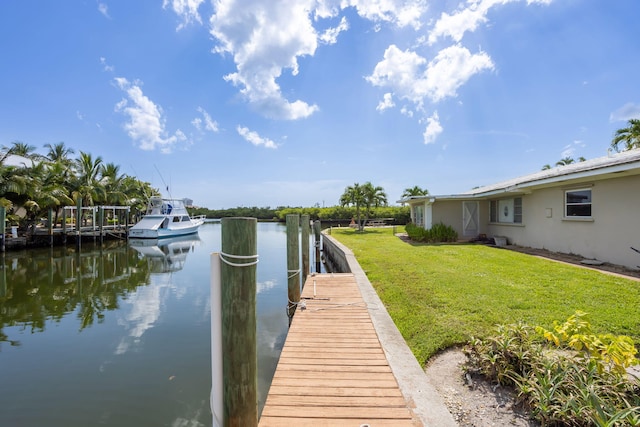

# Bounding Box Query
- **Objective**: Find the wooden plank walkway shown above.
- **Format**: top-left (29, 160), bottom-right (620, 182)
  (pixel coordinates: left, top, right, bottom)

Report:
top-left (259, 273), bottom-right (419, 426)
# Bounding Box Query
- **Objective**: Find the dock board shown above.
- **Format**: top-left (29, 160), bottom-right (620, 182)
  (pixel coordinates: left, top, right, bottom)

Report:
top-left (259, 273), bottom-right (419, 426)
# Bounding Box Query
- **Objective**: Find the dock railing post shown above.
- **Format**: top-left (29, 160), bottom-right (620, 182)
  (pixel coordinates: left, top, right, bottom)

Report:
top-left (313, 220), bottom-right (321, 273)
top-left (98, 207), bottom-right (104, 245)
top-left (218, 217), bottom-right (258, 426)
top-left (301, 214), bottom-right (310, 285)
top-left (0, 206), bottom-right (5, 252)
top-left (62, 208), bottom-right (67, 244)
top-left (76, 198), bottom-right (82, 249)
top-left (286, 214), bottom-right (300, 317)
top-left (48, 208), bottom-right (54, 247)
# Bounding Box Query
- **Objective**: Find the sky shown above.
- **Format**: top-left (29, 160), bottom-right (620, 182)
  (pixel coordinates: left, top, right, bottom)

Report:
top-left (1, 1), bottom-right (639, 209)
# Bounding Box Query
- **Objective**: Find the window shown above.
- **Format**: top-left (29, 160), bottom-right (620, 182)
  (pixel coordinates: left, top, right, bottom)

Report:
top-left (490, 197), bottom-right (522, 224)
top-left (414, 205), bottom-right (424, 227)
top-left (565, 189), bottom-right (591, 217)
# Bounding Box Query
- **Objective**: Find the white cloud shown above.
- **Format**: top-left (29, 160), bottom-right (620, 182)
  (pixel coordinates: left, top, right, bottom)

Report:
top-left (98, 2), bottom-right (110, 18)
top-left (609, 102), bottom-right (640, 122)
top-left (376, 92), bottom-right (395, 111)
top-left (163, 0), bottom-right (205, 31)
top-left (210, 1), bottom-right (320, 120)
top-left (367, 44), bottom-right (494, 106)
top-left (428, 0), bottom-right (552, 45)
top-left (400, 106), bottom-right (413, 117)
top-left (208, 1), bottom-right (429, 120)
top-left (192, 106), bottom-right (219, 132)
top-left (423, 111), bottom-right (443, 144)
top-left (113, 77), bottom-right (187, 153)
top-left (100, 57), bottom-right (114, 72)
top-left (319, 16), bottom-right (349, 45)
top-left (561, 140), bottom-right (585, 158)
top-left (344, 0), bottom-right (428, 30)
top-left (236, 126), bottom-right (278, 149)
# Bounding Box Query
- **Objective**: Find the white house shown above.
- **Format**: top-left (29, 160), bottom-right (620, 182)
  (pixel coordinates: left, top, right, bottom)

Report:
top-left (400, 149), bottom-right (640, 270)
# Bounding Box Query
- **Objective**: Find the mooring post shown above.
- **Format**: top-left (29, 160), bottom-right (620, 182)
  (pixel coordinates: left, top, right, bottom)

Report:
top-left (220, 217), bottom-right (258, 426)
top-left (301, 214), bottom-right (310, 286)
top-left (313, 220), bottom-right (321, 273)
top-left (286, 214), bottom-right (300, 317)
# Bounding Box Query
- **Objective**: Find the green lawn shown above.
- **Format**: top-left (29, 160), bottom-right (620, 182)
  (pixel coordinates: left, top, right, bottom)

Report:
top-left (329, 227), bottom-right (640, 367)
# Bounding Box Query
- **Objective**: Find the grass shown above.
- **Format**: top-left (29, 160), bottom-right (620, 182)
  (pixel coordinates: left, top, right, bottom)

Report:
top-left (329, 226), bottom-right (640, 366)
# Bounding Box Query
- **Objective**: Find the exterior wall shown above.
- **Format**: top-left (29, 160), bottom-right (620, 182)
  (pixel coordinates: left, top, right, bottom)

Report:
top-left (431, 200), bottom-right (490, 239)
top-left (487, 174), bottom-right (640, 270)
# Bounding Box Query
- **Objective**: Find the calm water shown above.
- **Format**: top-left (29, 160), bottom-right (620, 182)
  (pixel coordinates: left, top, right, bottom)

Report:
top-left (0, 222), bottom-right (313, 426)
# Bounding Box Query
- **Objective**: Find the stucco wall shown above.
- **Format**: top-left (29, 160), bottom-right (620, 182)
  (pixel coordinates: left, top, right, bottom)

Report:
top-left (487, 174), bottom-right (640, 269)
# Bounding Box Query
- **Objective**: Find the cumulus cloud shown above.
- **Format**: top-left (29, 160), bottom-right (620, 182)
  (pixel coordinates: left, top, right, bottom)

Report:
top-left (428, 0), bottom-right (552, 45)
top-left (236, 126), bottom-right (278, 149)
top-left (376, 93), bottom-right (395, 111)
top-left (319, 16), bottom-right (349, 45)
top-left (344, 0), bottom-right (427, 30)
top-left (207, 1), bottom-right (428, 120)
top-left (163, 0), bottom-right (205, 31)
top-left (210, 1), bottom-right (320, 120)
top-left (367, 44), bottom-right (494, 106)
top-left (423, 111), bottom-right (443, 144)
top-left (113, 77), bottom-right (187, 153)
top-left (192, 107), bottom-right (219, 133)
top-left (609, 102), bottom-right (640, 122)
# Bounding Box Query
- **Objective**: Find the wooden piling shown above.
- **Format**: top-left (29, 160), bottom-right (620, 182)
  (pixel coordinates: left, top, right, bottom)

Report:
top-left (286, 214), bottom-right (300, 317)
top-left (301, 214), bottom-right (310, 285)
top-left (313, 220), bottom-right (321, 273)
top-left (62, 208), bottom-right (67, 244)
top-left (221, 217), bottom-right (258, 427)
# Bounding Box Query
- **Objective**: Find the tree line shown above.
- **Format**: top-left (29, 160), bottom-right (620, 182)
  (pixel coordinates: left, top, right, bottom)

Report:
top-left (1, 141), bottom-right (157, 228)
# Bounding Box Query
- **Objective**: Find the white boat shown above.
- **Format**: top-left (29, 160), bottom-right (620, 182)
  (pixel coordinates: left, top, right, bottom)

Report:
top-left (128, 196), bottom-right (205, 239)
top-left (130, 234), bottom-right (200, 273)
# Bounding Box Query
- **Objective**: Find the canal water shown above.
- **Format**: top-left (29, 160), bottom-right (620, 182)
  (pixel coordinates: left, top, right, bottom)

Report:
top-left (0, 222), bottom-right (316, 426)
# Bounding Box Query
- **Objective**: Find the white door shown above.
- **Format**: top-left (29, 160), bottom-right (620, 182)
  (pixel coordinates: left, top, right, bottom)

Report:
top-left (462, 201), bottom-right (479, 237)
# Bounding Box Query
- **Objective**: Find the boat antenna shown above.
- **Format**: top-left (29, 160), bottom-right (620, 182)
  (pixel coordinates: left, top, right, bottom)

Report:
top-left (154, 164), bottom-right (172, 199)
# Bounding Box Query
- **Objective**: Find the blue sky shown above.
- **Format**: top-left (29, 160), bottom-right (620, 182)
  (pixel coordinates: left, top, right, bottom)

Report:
top-left (2, 0), bottom-right (639, 209)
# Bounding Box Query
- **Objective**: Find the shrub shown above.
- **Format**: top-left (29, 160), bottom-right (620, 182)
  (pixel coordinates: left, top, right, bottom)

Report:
top-left (405, 222), bottom-right (457, 243)
top-left (465, 313), bottom-right (640, 426)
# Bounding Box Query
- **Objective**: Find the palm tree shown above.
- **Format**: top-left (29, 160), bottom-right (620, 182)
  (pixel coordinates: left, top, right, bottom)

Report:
top-left (71, 151), bottom-right (106, 206)
top-left (361, 182), bottom-right (388, 227)
top-left (541, 164), bottom-right (552, 170)
top-left (611, 119), bottom-right (640, 153)
top-left (555, 157), bottom-right (575, 167)
top-left (340, 183), bottom-right (365, 231)
top-left (401, 185), bottom-right (428, 199)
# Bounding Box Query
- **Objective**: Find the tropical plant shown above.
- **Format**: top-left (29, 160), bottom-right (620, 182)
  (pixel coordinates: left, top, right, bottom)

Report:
top-left (465, 313), bottom-right (640, 426)
top-left (339, 182), bottom-right (388, 231)
top-left (339, 183), bottom-right (366, 231)
top-left (611, 119), bottom-right (640, 153)
top-left (401, 185), bottom-right (429, 199)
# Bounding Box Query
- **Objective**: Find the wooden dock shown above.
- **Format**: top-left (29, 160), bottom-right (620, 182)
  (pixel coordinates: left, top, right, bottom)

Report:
top-left (259, 273), bottom-right (419, 426)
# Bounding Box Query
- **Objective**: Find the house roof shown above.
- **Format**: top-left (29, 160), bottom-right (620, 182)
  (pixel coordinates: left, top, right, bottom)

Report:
top-left (400, 148), bottom-right (640, 203)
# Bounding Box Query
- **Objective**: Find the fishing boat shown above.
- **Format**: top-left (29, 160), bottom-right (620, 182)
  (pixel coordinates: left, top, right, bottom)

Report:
top-left (128, 196), bottom-right (205, 239)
